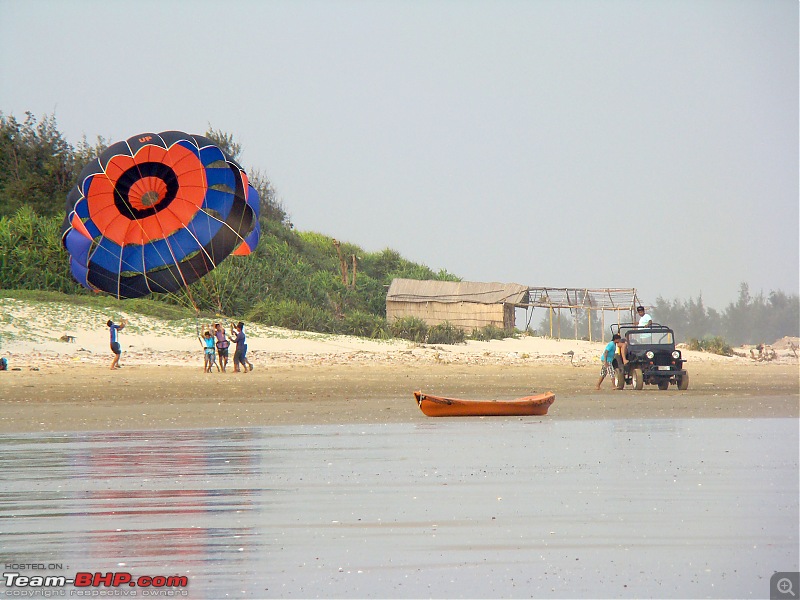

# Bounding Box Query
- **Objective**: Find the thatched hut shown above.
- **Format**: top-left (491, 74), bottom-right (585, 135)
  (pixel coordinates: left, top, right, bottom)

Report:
top-left (386, 279), bottom-right (529, 332)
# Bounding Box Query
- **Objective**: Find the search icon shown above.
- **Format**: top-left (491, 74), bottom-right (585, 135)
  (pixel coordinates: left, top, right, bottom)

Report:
top-left (778, 578), bottom-right (796, 597)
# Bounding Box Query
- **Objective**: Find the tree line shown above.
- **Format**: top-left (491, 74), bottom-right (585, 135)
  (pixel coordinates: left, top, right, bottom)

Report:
top-left (1, 111), bottom-right (797, 344)
top-left (652, 284), bottom-right (798, 346)
top-left (534, 284), bottom-right (798, 346)
top-left (0, 111), bottom-right (459, 338)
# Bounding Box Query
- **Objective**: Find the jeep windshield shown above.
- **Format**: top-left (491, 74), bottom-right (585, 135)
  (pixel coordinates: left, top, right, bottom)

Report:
top-left (626, 330), bottom-right (674, 345)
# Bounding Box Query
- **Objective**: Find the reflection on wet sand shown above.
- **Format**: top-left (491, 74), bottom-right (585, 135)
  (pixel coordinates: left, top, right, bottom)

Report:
top-left (1, 419), bottom-right (797, 598)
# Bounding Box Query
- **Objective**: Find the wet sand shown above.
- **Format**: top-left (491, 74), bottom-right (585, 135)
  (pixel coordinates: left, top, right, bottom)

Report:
top-left (2, 356), bottom-right (797, 598)
top-left (1, 418), bottom-right (797, 598)
top-left (1, 361), bottom-right (797, 432)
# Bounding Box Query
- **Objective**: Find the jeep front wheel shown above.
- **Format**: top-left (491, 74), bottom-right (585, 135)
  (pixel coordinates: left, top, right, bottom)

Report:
top-left (631, 368), bottom-right (644, 390)
top-left (677, 372), bottom-right (689, 390)
top-left (614, 368), bottom-right (625, 390)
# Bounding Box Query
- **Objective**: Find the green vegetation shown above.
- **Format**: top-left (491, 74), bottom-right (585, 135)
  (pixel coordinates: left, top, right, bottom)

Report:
top-left (427, 322), bottom-right (465, 345)
top-left (686, 336), bottom-right (734, 357)
top-left (389, 316), bottom-right (428, 343)
top-left (653, 285), bottom-right (799, 346)
top-left (470, 324), bottom-right (514, 342)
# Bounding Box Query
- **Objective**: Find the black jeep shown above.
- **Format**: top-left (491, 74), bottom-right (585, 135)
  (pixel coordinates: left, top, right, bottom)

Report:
top-left (611, 323), bottom-right (689, 390)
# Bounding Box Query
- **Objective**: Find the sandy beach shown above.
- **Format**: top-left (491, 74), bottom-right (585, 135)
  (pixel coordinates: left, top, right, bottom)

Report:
top-left (1, 298), bottom-right (797, 432)
top-left (2, 298), bottom-right (798, 599)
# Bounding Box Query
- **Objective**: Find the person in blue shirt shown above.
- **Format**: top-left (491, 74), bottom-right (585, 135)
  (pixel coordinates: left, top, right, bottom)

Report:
top-left (596, 333), bottom-right (624, 390)
top-left (200, 330), bottom-right (217, 373)
top-left (107, 318), bottom-right (127, 370)
top-left (229, 321), bottom-right (253, 373)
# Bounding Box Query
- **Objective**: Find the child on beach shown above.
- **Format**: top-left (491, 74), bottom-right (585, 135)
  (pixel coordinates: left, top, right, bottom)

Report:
top-left (200, 331), bottom-right (217, 373)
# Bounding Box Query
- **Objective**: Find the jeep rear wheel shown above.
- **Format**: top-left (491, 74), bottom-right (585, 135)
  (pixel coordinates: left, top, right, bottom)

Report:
top-left (657, 380), bottom-right (669, 390)
top-left (614, 368), bottom-right (625, 390)
top-left (677, 372), bottom-right (689, 390)
top-left (631, 368), bottom-right (644, 390)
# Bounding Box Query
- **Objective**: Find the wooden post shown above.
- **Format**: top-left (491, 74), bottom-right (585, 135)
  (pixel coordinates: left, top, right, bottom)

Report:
top-left (601, 309), bottom-right (605, 343)
top-left (350, 254), bottom-right (357, 289)
top-left (332, 240), bottom-right (348, 285)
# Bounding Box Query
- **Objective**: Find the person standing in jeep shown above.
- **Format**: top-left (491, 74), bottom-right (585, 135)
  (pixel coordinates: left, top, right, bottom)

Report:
top-left (637, 306), bottom-right (652, 327)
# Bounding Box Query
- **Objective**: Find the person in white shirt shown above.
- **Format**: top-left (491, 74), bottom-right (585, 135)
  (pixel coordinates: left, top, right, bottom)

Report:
top-left (636, 306), bottom-right (652, 327)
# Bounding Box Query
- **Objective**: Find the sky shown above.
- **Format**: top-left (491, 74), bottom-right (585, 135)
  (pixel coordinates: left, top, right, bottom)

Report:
top-left (1, 0), bottom-right (797, 311)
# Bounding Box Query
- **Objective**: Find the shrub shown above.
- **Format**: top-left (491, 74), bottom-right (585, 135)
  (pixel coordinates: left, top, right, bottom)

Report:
top-left (686, 336), bottom-right (734, 356)
top-left (390, 316), bottom-right (428, 343)
top-left (426, 321), bottom-right (465, 345)
top-left (247, 298), bottom-right (335, 333)
top-left (337, 310), bottom-right (389, 339)
top-left (469, 324), bottom-right (512, 341)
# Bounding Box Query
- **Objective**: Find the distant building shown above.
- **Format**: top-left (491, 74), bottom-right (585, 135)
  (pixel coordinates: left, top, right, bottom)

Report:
top-left (386, 278), bottom-right (529, 332)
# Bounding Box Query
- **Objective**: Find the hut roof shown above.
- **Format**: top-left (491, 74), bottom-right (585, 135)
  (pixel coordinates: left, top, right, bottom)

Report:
top-left (387, 279), bottom-right (529, 305)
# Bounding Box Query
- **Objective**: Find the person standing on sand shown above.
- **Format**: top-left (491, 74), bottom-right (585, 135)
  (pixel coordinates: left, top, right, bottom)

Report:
top-left (229, 321), bottom-right (253, 373)
top-left (200, 330), bottom-right (217, 373)
top-left (596, 334), bottom-right (623, 390)
top-left (107, 318), bottom-right (127, 370)
top-left (212, 323), bottom-right (229, 372)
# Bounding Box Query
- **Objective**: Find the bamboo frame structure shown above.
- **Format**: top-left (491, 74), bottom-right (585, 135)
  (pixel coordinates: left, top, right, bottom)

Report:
top-left (517, 288), bottom-right (642, 342)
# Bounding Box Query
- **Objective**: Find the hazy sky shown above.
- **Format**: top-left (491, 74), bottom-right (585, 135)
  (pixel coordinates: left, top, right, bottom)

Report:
top-left (1, 0), bottom-right (797, 310)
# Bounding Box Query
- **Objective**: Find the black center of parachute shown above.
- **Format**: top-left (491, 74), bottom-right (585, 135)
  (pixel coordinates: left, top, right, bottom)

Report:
top-left (114, 162), bottom-right (180, 219)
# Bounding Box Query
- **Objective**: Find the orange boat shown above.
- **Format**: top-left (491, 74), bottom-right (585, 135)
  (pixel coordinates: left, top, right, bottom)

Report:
top-left (414, 391), bottom-right (555, 417)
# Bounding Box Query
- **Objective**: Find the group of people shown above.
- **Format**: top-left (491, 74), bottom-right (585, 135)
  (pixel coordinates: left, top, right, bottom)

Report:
top-left (106, 318), bottom-right (254, 374)
top-left (595, 305), bottom-right (651, 390)
top-left (200, 322), bottom-right (253, 374)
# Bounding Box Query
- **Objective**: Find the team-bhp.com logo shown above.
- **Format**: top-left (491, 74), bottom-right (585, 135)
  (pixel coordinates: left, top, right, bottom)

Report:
top-left (3, 571), bottom-right (188, 595)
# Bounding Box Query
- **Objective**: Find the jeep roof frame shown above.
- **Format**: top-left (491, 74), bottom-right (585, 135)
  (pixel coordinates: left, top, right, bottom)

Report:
top-left (611, 322), bottom-right (675, 335)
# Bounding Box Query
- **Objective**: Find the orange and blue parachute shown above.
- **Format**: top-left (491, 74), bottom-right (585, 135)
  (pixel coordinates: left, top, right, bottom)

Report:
top-left (61, 131), bottom-right (260, 299)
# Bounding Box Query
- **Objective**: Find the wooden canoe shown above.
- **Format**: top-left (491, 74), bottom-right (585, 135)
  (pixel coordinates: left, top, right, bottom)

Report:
top-left (414, 391), bottom-right (555, 417)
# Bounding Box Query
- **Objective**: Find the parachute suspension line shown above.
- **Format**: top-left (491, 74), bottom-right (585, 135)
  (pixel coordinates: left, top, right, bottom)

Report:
top-left (114, 136), bottom-right (187, 300)
top-left (195, 197), bottom-right (247, 315)
top-left (124, 139), bottom-right (154, 296)
top-left (116, 242), bottom-right (125, 299)
top-left (209, 168), bottom-right (253, 314)
top-left (198, 201), bottom-right (225, 315)
top-left (210, 267), bottom-right (225, 315)
top-left (148, 207), bottom-right (200, 313)
top-left (158, 140), bottom-right (221, 313)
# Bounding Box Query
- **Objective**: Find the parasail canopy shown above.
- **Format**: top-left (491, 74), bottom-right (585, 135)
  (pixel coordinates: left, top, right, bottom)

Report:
top-left (61, 131), bottom-right (260, 299)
